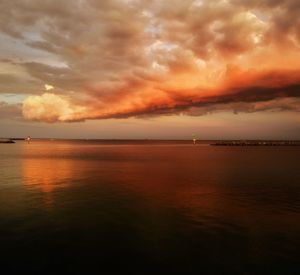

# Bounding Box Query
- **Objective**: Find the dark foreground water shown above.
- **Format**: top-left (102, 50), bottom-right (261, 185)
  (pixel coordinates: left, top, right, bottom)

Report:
top-left (0, 140), bottom-right (300, 274)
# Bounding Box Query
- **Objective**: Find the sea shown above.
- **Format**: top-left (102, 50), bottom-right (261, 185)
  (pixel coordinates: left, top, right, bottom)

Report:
top-left (0, 140), bottom-right (299, 274)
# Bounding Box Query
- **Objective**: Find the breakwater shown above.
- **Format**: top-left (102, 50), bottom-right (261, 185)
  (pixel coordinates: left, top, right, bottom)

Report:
top-left (211, 141), bottom-right (300, 146)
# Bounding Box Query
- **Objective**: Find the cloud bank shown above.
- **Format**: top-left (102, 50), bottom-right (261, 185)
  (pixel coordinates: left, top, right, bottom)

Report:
top-left (0, 0), bottom-right (299, 122)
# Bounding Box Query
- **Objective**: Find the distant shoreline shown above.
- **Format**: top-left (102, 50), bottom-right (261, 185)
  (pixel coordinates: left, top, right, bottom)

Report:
top-left (3, 137), bottom-right (300, 141)
top-left (2, 138), bottom-right (300, 146)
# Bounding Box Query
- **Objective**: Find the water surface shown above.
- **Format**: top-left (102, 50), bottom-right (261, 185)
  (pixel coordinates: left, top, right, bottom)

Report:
top-left (0, 140), bottom-right (300, 274)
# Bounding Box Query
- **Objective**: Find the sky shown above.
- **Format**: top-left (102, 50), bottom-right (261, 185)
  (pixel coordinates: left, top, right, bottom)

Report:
top-left (0, 0), bottom-right (300, 139)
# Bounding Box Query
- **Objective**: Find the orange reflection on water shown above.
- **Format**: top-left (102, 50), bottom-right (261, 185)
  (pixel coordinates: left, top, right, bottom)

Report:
top-left (20, 142), bottom-right (81, 204)
top-left (22, 157), bottom-right (74, 193)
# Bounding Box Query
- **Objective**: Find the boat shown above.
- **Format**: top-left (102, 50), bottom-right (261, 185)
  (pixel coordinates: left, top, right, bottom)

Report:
top-left (0, 138), bottom-right (15, 144)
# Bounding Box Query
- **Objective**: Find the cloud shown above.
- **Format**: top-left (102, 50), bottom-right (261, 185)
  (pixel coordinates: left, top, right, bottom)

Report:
top-left (22, 93), bottom-right (85, 122)
top-left (185, 97), bottom-right (300, 116)
top-left (21, 69), bottom-right (300, 122)
top-left (44, 84), bottom-right (54, 91)
top-left (0, 101), bottom-right (22, 119)
top-left (0, 0), bottom-right (299, 122)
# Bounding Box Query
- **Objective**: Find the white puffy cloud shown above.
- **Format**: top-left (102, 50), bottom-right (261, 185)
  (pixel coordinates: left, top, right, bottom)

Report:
top-left (22, 93), bottom-right (85, 122)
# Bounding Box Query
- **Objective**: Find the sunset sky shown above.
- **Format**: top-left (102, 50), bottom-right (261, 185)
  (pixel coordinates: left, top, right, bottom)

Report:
top-left (0, 0), bottom-right (300, 139)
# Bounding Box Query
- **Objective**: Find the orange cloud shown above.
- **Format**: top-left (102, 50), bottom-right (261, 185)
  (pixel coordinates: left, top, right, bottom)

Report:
top-left (0, 0), bottom-right (299, 122)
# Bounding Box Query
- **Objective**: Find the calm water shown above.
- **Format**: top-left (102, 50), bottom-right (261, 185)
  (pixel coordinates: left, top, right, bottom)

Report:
top-left (0, 140), bottom-right (300, 274)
